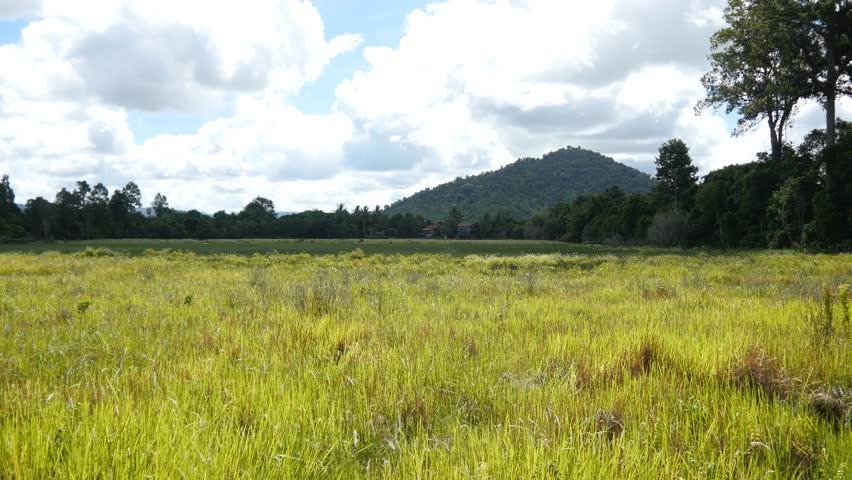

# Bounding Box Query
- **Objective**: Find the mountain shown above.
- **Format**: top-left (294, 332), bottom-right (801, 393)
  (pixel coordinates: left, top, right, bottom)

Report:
top-left (386, 146), bottom-right (656, 221)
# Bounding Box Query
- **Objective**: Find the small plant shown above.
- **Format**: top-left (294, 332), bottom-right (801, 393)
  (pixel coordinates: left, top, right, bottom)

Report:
top-left (463, 338), bottom-right (479, 357)
top-left (732, 345), bottom-right (791, 398)
top-left (809, 388), bottom-right (850, 429)
top-left (289, 270), bottom-right (352, 317)
top-left (808, 286), bottom-right (840, 346)
top-left (629, 337), bottom-right (658, 376)
top-left (334, 340), bottom-right (348, 364)
top-left (839, 284), bottom-right (850, 327)
top-left (183, 294), bottom-right (193, 306)
top-left (595, 407), bottom-right (624, 441)
top-left (76, 299), bottom-right (92, 315)
top-left (247, 267), bottom-right (269, 289)
top-left (81, 247), bottom-right (116, 257)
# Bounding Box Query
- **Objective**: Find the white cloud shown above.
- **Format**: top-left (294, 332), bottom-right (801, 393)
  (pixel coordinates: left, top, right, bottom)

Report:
top-left (0, 0), bottom-right (40, 19)
top-left (0, 0), bottom-right (363, 209)
top-left (3, 0), bottom-right (362, 111)
top-left (1, 0), bottom-right (849, 213)
top-left (135, 96), bottom-right (353, 182)
top-left (334, 0), bottom-right (731, 172)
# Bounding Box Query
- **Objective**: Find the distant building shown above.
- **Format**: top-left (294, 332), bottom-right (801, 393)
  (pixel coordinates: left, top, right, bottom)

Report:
top-left (421, 224), bottom-right (442, 238)
top-left (457, 223), bottom-right (473, 239)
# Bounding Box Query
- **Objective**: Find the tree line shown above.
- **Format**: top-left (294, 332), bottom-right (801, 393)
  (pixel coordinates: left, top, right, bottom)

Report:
top-left (527, 121), bottom-right (851, 249)
top-left (0, 180), bottom-right (436, 241)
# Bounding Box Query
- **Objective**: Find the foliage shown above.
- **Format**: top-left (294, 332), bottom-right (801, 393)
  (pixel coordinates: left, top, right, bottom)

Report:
top-left (653, 138), bottom-right (698, 210)
top-left (647, 210), bottom-right (690, 247)
top-left (698, 0), bottom-right (808, 159)
top-left (385, 146), bottom-right (655, 220)
top-left (0, 174), bottom-right (24, 239)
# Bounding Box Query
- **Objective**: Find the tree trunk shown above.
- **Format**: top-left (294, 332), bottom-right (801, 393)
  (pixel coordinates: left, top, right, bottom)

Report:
top-left (824, 37), bottom-right (837, 148)
top-left (768, 114), bottom-right (781, 161)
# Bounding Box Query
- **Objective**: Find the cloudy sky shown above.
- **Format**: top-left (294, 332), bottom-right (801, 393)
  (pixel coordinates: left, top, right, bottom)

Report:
top-left (1, 0), bottom-right (849, 212)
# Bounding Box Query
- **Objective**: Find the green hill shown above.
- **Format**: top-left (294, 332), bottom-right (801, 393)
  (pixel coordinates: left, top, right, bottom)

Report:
top-left (386, 146), bottom-right (656, 221)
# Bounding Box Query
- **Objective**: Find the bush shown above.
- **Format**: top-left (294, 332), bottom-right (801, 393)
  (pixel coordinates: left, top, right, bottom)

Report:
top-left (647, 210), bottom-right (689, 247)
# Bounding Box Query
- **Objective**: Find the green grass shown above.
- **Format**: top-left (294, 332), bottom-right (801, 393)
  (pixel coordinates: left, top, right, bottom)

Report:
top-left (0, 248), bottom-right (850, 478)
top-left (0, 238), bottom-right (680, 257)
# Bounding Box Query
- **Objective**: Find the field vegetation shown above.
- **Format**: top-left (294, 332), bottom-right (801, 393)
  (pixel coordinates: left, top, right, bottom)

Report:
top-left (0, 239), bottom-right (660, 257)
top-left (1, 247), bottom-right (850, 478)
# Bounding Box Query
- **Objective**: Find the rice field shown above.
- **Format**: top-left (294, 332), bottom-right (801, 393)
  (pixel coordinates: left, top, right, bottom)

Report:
top-left (0, 247), bottom-right (850, 478)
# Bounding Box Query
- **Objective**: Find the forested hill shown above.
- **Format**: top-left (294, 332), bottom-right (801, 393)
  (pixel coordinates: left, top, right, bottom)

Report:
top-left (386, 147), bottom-right (655, 221)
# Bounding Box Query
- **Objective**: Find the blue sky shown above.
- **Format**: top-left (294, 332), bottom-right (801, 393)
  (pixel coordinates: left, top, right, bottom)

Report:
top-left (0, 19), bottom-right (26, 44)
top-left (1, 0), bottom-right (845, 212)
top-left (291, 0), bottom-right (424, 113)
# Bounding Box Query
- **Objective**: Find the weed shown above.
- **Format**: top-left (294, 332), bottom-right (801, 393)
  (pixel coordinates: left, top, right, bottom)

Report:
top-left (807, 285), bottom-right (850, 346)
top-left (595, 407), bottom-right (624, 441)
top-left (809, 388), bottom-right (850, 428)
top-left (75, 299), bottom-right (92, 315)
top-left (838, 284), bottom-right (850, 326)
top-left (629, 337), bottom-right (659, 376)
top-left (731, 345), bottom-right (791, 399)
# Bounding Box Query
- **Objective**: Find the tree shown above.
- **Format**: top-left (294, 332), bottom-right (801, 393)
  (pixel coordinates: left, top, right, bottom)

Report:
top-left (89, 183), bottom-right (109, 205)
top-left (447, 206), bottom-right (463, 236)
top-left (87, 183), bottom-right (110, 238)
top-left (792, 0), bottom-right (852, 148)
top-left (54, 187), bottom-right (82, 239)
top-left (23, 197), bottom-right (53, 239)
top-left (122, 182), bottom-right (142, 210)
top-left (0, 175), bottom-right (24, 238)
top-left (152, 193), bottom-right (170, 217)
top-left (698, 0), bottom-right (809, 160)
top-left (240, 197), bottom-right (277, 231)
top-left (109, 182), bottom-right (143, 237)
top-left (654, 139), bottom-right (698, 210)
top-left (0, 175), bottom-right (18, 214)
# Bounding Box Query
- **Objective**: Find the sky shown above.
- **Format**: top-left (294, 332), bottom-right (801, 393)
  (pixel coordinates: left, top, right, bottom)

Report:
top-left (1, 0), bottom-right (850, 213)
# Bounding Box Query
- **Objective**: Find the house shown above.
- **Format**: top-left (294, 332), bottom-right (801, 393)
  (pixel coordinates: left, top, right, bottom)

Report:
top-left (457, 223), bottom-right (473, 239)
top-left (421, 224), bottom-right (442, 238)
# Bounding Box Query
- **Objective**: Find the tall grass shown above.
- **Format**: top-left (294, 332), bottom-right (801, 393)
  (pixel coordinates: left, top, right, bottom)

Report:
top-left (0, 250), bottom-right (849, 478)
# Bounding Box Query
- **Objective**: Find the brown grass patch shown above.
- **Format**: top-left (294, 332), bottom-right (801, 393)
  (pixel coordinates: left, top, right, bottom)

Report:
top-left (731, 345), bottom-right (792, 399)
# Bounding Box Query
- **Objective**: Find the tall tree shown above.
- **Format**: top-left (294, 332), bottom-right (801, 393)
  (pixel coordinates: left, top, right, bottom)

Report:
top-left (152, 193), bottom-right (170, 217)
top-left (87, 183), bottom-right (110, 237)
top-left (447, 206), bottom-right (463, 236)
top-left (654, 139), bottom-right (698, 210)
top-left (0, 175), bottom-right (24, 238)
top-left (698, 0), bottom-right (810, 160)
top-left (792, 0), bottom-right (852, 147)
top-left (109, 182), bottom-right (143, 237)
top-left (23, 197), bottom-right (53, 239)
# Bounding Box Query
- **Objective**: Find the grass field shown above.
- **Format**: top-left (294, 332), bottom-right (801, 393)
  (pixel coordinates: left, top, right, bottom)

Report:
top-left (0, 238), bottom-right (665, 257)
top-left (0, 245), bottom-right (850, 478)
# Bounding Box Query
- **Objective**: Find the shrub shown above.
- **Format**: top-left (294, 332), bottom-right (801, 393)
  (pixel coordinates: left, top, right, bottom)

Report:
top-left (732, 345), bottom-right (791, 399)
top-left (647, 210), bottom-right (689, 247)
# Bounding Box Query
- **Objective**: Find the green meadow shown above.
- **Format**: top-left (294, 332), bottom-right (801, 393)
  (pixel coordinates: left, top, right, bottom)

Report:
top-left (0, 245), bottom-right (850, 478)
top-left (0, 238), bottom-right (653, 257)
